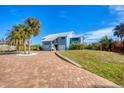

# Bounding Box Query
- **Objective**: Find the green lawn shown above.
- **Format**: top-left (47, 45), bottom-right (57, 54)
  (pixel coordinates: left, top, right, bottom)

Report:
top-left (59, 50), bottom-right (124, 87)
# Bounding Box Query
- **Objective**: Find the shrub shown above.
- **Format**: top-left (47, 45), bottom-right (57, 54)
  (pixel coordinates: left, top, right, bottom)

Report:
top-left (18, 44), bottom-right (42, 51)
top-left (85, 42), bottom-right (101, 50)
top-left (84, 44), bottom-right (93, 49)
top-left (31, 45), bottom-right (42, 51)
top-left (99, 36), bottom-right (112, 51)
top-left (69, 42), bottom-right (84, 50)
top-left (112, 40), bottom-right (124, 53)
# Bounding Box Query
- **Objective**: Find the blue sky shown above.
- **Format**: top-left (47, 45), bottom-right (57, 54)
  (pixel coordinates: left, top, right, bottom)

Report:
top-left (0, 5), bottom-right (124, 44)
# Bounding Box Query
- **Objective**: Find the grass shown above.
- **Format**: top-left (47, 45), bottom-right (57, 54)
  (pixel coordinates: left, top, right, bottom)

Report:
top-left (59, 50), bottom-right (124, 87)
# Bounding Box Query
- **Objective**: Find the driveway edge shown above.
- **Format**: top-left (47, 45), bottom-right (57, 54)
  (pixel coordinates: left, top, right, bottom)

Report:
top-left (55, 52), bottom-right (81, 68)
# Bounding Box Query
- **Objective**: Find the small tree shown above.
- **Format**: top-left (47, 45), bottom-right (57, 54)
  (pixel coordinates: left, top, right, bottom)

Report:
top-left (99, 36), bottom-right (112, 51)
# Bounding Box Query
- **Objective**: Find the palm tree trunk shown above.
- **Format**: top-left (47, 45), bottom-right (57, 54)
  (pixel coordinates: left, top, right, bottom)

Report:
top-left (24, 40), bottom-right (26, 54)
top-left (28, 38), bottom-right (31, 54)
top-left (16, 39), bottom-right (19, 53)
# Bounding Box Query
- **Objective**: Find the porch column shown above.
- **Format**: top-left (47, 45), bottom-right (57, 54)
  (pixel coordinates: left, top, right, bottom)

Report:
top-left (50, 41), bottom-right (52, 51)
top-left (81, 36), bottom-right (84, 44)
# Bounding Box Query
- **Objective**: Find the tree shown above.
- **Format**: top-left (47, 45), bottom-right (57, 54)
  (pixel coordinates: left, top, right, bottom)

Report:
top-left (6, 17), bottom-right (41, 54)
top-left (18, 24), bottom-right (31, 54)
top-left (6, 25), bottom-right (22, 51)
top-left (6, 24), bottom-right (30, 53)
top-left (99, 36), bottom-right (112, 51)
top-left (113, 23), bottom-right (124, 40)
top-left (113, 23), bottom-right (124, 50)
top-left (25, 17), bottom-right (40, 54)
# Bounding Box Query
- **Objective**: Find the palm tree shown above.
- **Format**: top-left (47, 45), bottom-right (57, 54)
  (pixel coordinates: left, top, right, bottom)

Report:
top-left (25, 17), bottom-right (40, 54)
top-left (18, 24), bottom-right (31, 54)
top-left (113, 23), bottom-right (124, 50)
top-left (113, 23), bottom-right (124, 40)
top-left (6, 25), bottom-right (22, 51)
top-left (6, 24), bottom-right (30, 53)
top-left (99, 36), bottom-right (112, 51)
top-left (6, 17), bottom-right (41, 54)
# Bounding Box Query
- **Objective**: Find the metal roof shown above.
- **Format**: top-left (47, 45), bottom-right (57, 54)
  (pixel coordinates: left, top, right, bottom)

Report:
top-left (42, 31), bottom-right (74, 42)
top-left (41, 31), bottom-right (83, 42)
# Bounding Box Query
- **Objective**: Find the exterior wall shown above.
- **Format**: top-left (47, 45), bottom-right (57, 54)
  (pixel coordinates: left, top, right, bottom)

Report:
top-left (42, 37), bottom-right (67, 50)
top-left (66, 36), bottom-right (70, 49)
top-left (80, 36), bottom-right (83, 43)
top-left (57, 37), bottom-right (67, 50)
top-left (42, 42), bottom-right (51, 51)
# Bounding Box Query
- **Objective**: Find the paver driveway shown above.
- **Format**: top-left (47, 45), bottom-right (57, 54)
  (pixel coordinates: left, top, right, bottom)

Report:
top-left (0, 51), bottom-right (120, 88)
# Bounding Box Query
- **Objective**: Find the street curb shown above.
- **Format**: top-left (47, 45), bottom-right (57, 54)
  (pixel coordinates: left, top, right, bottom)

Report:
top-left (55, 52), bottom-right (81, 68)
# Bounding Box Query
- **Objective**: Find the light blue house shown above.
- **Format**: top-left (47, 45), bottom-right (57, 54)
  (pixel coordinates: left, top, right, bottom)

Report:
top-left (41, 31), bottom-right (84, 51)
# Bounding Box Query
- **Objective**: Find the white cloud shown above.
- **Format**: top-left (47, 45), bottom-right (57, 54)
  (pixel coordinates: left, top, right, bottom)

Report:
top-left (109, 5), bottom-right (124, 21)
top-left (110, 6), bottom-right (124, 12)
top-left (84, 27), bottom-right (114, 43)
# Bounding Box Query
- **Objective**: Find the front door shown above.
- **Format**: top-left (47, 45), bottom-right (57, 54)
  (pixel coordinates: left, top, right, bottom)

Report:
top-left (55, 45), bottom-right (58, 50)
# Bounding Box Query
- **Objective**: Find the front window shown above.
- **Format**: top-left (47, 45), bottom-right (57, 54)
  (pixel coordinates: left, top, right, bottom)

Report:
top-left (70, 38), bottom-right (80, 44)
top-left (61, 37), bottom-right (65, 39)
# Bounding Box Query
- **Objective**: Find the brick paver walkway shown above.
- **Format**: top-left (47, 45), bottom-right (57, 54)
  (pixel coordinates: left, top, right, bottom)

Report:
top-left (0, 51), bottom-right (120, 88)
